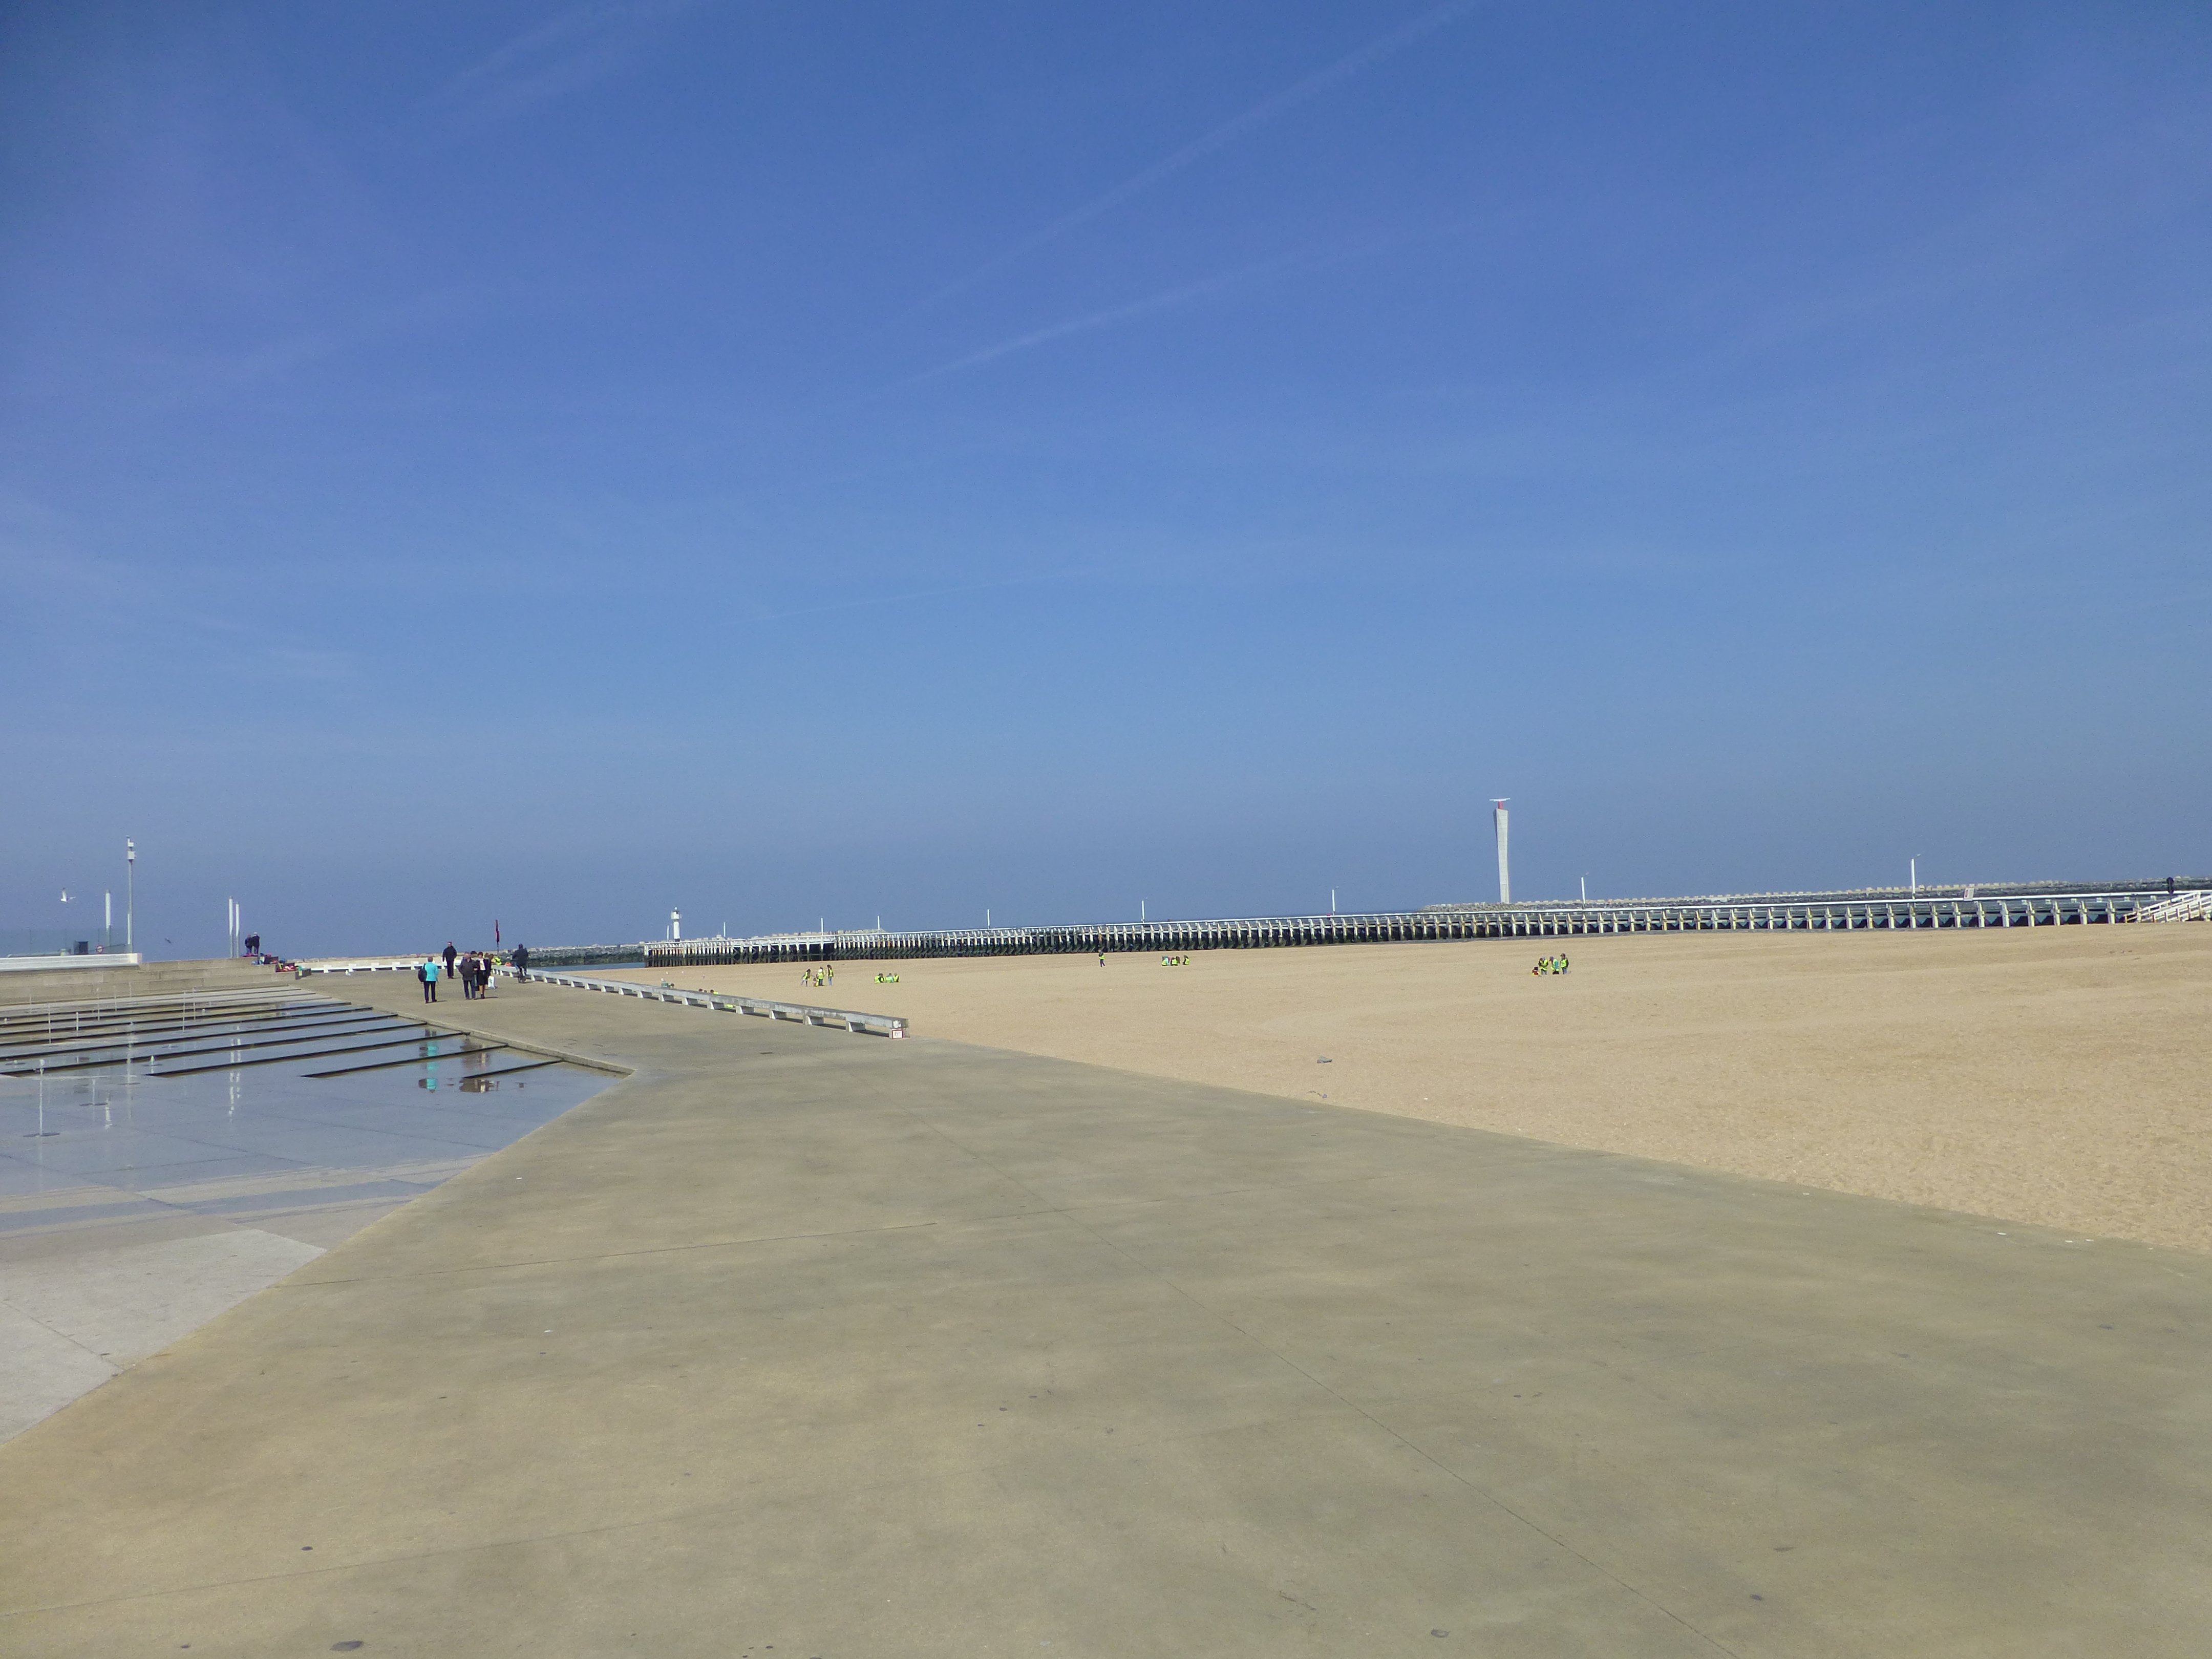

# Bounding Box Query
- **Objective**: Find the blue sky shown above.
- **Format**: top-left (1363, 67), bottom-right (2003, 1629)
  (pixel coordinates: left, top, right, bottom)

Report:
top-left (4, 2), bottom-right (2207, 958)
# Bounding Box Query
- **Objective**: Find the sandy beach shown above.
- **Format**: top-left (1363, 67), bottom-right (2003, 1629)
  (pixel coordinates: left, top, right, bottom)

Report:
top-left (609, 923), bottom-right (2212, 1251)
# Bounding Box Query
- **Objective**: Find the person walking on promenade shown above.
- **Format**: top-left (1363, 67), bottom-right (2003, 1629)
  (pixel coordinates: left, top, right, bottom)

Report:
top-left (442, 941), bottom-right (458, 982)
top-left (512, 944), bottom-right (529, 975)
top-left (421, 955), bottom-right (440, 1003)
top-left (462, 954), bottom-right (479, 999)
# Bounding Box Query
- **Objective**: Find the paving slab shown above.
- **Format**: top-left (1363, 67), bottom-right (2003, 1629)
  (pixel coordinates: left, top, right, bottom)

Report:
top-left (0, 975), bottom-right (2206, 1656)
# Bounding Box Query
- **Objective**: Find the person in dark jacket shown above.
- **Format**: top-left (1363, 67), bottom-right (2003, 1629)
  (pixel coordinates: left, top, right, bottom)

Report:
top-left (513, 944), bottom-right (529, 975)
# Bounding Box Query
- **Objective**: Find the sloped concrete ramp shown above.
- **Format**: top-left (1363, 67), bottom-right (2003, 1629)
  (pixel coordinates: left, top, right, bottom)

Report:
top-left (1, 977), bottom-right (2206, 1657)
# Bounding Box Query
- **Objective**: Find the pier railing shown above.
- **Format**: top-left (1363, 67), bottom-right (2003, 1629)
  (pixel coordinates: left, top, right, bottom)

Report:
top-left (532, 883), bottom-right (2199, 971)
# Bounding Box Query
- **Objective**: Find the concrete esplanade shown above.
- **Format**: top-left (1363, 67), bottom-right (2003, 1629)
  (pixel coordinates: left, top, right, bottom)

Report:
top-left (523, 879), bottom-right (2207, 969)
top-left (8, 957), bottom-right (2210, 1654)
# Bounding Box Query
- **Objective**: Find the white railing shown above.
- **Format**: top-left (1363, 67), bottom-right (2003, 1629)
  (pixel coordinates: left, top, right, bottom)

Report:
top-left (2129, 890), bottom-right (2212, 924)
top-left (519, 969), bottom-right (906, 1037)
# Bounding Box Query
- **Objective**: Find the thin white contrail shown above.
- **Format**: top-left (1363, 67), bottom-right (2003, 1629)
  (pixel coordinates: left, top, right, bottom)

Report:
top-left (888, 254), bottom-right (1299, 389)
top-left (919, 0), bottom-right (1483, 308)
top-left (749, 568), bottom-right (1089, 623)
top-left (441, 0), bottom-right (697, 120)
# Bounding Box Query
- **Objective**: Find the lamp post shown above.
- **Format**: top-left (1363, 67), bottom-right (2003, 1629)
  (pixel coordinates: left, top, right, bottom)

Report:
top-left (125, 840), bottom-right (135, 952)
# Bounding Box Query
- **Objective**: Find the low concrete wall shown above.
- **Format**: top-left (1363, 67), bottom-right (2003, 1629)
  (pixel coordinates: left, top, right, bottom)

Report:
top-left (0, 959), bottom-right (278, 1008)
top-left (0, 954), bottom-right (141, 974)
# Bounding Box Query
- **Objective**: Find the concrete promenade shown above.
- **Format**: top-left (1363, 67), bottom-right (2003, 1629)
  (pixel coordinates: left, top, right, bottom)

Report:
top-left (2, 977), bottom-right (2207, 1656)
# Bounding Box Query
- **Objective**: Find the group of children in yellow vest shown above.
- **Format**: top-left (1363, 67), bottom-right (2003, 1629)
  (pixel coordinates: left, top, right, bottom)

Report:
top-left (1533, 953), bottom-right (1570, 975)
top-left (795, 965), bottom-right (915, 989)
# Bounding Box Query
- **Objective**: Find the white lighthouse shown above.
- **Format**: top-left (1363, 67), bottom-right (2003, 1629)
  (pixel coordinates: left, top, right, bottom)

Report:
top-left (1492, 799), bottom-right (1511, 905)
top-left (670, 907), bottom-right (682, 941)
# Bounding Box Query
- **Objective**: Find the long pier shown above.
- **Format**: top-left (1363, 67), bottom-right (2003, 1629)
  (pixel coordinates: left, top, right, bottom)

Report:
top-left (519, 881), bottom-right (2204, 970)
